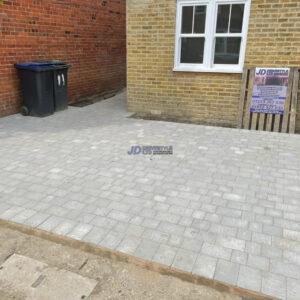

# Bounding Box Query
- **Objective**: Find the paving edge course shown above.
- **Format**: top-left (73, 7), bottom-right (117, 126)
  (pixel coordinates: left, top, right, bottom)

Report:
top-left (0, 219), bottom-right (278, 300)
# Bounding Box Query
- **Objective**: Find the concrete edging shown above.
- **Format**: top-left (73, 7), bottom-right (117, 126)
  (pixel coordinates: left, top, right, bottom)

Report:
top-left (0, 219), bottom-right (277, 300)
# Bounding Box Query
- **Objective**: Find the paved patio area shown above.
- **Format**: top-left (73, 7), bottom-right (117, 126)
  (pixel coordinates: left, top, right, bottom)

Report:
top-left (0, 92), bottom-right (300, 300)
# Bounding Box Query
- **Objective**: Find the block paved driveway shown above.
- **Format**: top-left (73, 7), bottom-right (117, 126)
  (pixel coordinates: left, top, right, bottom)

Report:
top-left (1, 92), bottom-right (300, 300)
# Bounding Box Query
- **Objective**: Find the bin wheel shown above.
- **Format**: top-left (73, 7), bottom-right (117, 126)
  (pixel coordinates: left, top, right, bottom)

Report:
top-left (21, 106), bottom-right (29, 116)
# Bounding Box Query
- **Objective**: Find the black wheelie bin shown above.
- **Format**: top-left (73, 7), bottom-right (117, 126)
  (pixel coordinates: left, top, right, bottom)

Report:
top-left (14, 62), bottom-right (55, 117)
top-left (15, 61), bottom-right (71, 116)
top-left (34, 60), bottom-right (71, 112)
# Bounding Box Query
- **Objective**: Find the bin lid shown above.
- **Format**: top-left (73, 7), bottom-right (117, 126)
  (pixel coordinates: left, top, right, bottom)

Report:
top-left (33, 60), bottom-right (71, 69)
top-left (14, 62), bottom-right (55, 71)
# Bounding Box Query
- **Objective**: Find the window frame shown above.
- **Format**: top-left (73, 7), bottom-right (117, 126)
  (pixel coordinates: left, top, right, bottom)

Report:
top-left (174, 0), bottom-right (251, 73)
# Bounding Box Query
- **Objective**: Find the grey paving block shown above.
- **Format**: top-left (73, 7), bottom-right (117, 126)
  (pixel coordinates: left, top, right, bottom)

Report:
top-left (201, 243), bottom-right (232, 260)
top-left (116, 235), bottom-right (141, 255)
top-left (155, 211), bottom-right (181, 224)
top-left (107, 210), bottom-right (132, 222)
top-left (134, 239), bottom-right (160, 260)
top-left (90, 216), bottom-right (117, 229)
top-left (184, 227), bottom-right (199, 239)
top-left (124, 189), bottom-right (143, 198)
top-left (249, 222), bottom-right (263, 233)
top-left (263, 224), bottom-right (283, 237)
top-left (38, 215), bottom-right (64, 231)
top-left (237, 265), bottom-right (261, 292)
top-left (152, 244), bottom-right (178, 266)
top-left (192, 219), bottom-right (210, 231)
top-left (159, 222), bottom-right (185, 236)
top-left (82, 226), bottom-right (109, 245)
top-left (154, 203), bottom-right (169, 212)
top-left (108, 201), bottom-right (130, 212)
top-left (216, 236), bottom-right (246, 251)
top-left (222, 217), bottom-right (248, 228)
top-left (201, 203), bottom-right (216, 214)
top-left (24, 212), bottom-right (50, 228)
top-left (287, 278), bottom-right (300, 300)
top-left (0, 203), bottom-right (11, 215)
top-left (142, 229), bottom-right (169, 244)
top-left (93, 207), bottom-right (111, 217)
top-left (270, 259), bottom-right (300, 280)
top-left (256, 214), bottom-right (273, 225)
top-left (46, 205), bottom-right (69, 217)
top-left (0, 206), bottom-right (24, 220)
top-left (11, 209), bottom-right (37, 223)
top-left (245, 241), bottom-right (261, 255)
top-left (67, 223), bottom-right (93, 240)
top-left (33, 202), bottom-right (51, 212)
top-left (284, 229), bottom-right (300, 242)
top-left (129, 215), bottom-right (144, 225)
top-left (283, 250), bottom-right (300, 266)
top-left (63, 200), bottom-right (85, 210)
top-left (172, 248), bottom-right (198, 273)
top-left (75, 212), bottom-right (96, 224)
top-left (209, 224), bottom-right (237, 237)
top-left (262, 272), bottom-right (286, 300)
top-left (181, 238), bottom-right (203, 252)
top-left (205, 213), bottom-right (221, 223)
top-left (261, 245), bottom-right (282, 259)
top-left (237, 229), bottom-right (252, 241)
top-left (217, 207), bottom-right (242, 218)
top-left (168, 234), bottom-right (183, 247)
top-left (223, 193), bottom-right (245, 202)
top-left (196, 230), bottom-right (217, 244)
top-left (140, 208), bottom-right (156, 218)
top-left (113, 221), bottom-right (129, 233)
top-left (272, 237), bottom-right (300, 253)
top-left (214, 259), bottom-right (240, 286)
top-left (65, 209), bottom-right (81, 221)
top-left (100, 230), bottom-right (124, 250)
top-left (274, 218), bottom-right (300, 232)
top-left (192, 254), bottom-right (217, 279)
top-left (142, 218), bottom-right (160, 229)
top-left (252, 232), bottom-right (272, 245)
top-left (154, 195), bottom-right (167, 202)
top-left (126, 224), bottom-right (145, 237)
top-left (192, 210), bottom-right (205, 220)
top-left (231, 250), bottom-right (247, 265)
top-left (179, 216), bottom-right (193, 227)
top-left (53, 220), bottom-right (78, 236)
top-left (247, 254), bottom-right (269, 271)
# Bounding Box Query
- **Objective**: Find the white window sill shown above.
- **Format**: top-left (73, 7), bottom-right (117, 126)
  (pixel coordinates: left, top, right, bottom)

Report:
top-left (173, 66), bottom-right (243, 74)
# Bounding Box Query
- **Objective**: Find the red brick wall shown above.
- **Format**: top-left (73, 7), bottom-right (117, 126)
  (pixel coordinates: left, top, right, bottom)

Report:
top-left (0, 0), bottom-right (126, 117)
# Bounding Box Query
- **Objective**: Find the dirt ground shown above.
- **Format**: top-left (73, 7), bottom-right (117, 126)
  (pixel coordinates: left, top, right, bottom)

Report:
top-left (0, 225), bottom-right (242, 300)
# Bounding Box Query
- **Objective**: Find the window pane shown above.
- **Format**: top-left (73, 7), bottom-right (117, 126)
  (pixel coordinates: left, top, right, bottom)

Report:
top-left (230, 4), bottom-right (244, 33)
top-left (181, 6), bottom-right (193, 34)
top-left (194, 6), bottom-right (206, 33)
top-left (181, 38), bottom-right (205, 64)
top-left (214, 37), bottom-right (241, 64)
top-left (216, 5), bottom-right (230, 33)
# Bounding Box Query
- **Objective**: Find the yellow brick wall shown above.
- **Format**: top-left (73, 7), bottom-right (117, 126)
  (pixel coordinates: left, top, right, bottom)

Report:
top-left (127, 0), bottom-right (300, 131)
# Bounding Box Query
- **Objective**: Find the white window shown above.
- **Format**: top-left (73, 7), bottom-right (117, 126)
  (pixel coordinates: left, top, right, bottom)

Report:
top-left (174, 0), bottom-right (251, 73)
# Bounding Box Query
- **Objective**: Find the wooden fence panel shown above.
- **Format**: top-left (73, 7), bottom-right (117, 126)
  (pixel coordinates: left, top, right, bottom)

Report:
top-left (289, 69), bottom-right (300, 134)
top-left (282, 67), bottom-right (295, 133)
